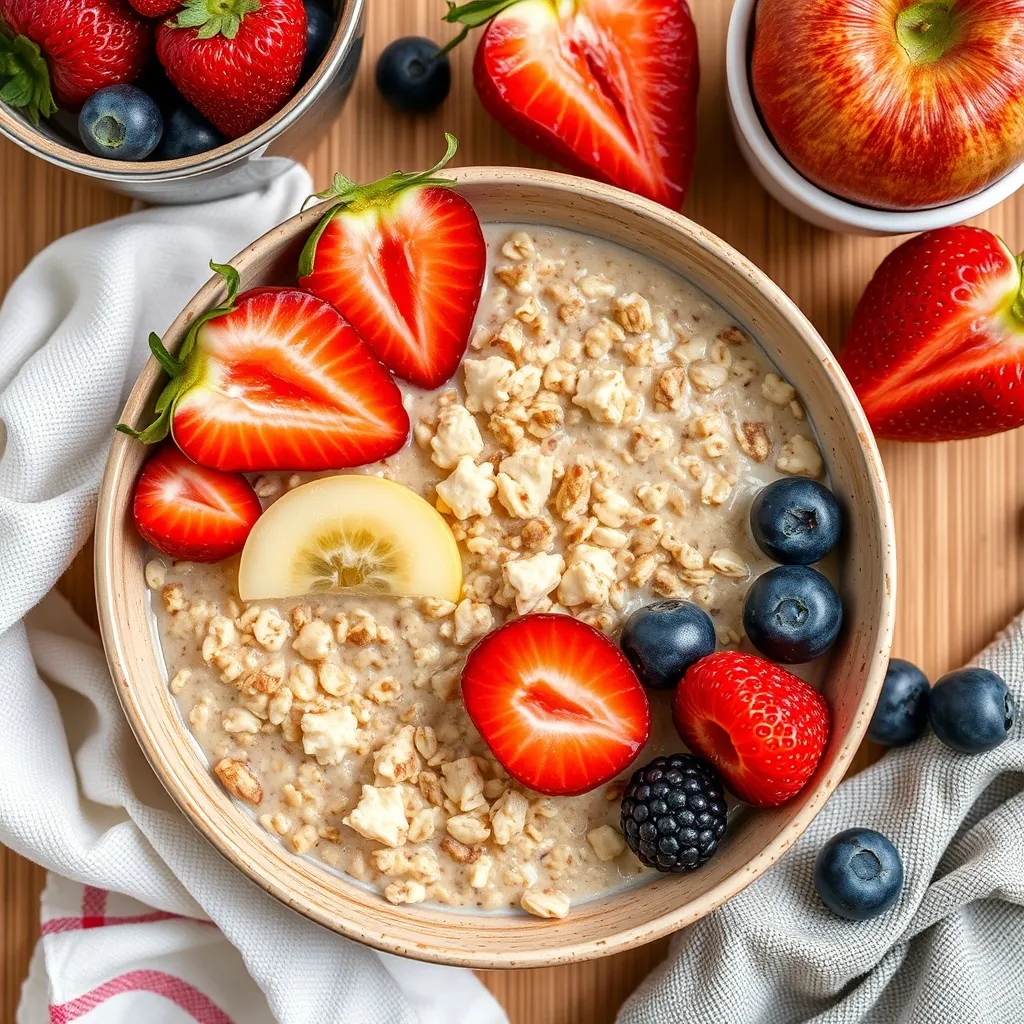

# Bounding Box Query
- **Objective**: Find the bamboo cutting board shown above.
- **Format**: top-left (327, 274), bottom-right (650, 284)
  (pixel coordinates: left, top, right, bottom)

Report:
top-left (3, 0), bottom-right (1024, 1020)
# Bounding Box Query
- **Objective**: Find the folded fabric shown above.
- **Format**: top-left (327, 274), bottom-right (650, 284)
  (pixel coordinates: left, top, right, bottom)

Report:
top-left (619, 616), bottom-right (1024, 1024)
top-left (0, 166), bottom-right (507, 1024)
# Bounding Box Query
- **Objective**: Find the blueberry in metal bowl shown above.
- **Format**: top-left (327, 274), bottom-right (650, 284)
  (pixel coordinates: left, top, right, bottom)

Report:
top-left (79, 85), bottom-right (163, 162)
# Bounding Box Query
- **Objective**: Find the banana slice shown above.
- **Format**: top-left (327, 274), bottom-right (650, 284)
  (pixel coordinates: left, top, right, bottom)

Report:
top-left (238, 475), bottom-right (462, 603)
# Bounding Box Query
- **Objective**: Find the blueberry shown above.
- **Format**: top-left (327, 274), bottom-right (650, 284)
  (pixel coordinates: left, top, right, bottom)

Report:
top-left (302, 0), bottom-right (335, 80)
top-left (376, 37), bottom-right (451, 113)
top-left (814, 828), bottom-right (903, 921)
top-left (928, 667), bottom-right (1015, 754)
top-left (868, 658), bottom-right (930, 747)
top-left (78, 85), bottom-right (163, 161)
top-left (154, 104), bottom-right (225, 161)
top-left (620, 601), bottom-right (717, 690)
top-left (750, 478), bottom-right (842, 565)
top-left (742, 565), bottom-right (842, 663)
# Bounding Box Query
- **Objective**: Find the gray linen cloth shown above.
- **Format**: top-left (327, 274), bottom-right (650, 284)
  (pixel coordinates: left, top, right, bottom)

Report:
top-left (620, 616), bottom-right (1024, 1024)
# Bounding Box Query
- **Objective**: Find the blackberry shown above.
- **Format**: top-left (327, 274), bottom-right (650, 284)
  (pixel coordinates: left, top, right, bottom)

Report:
top-left (620, 754), bottom-right (728, 872)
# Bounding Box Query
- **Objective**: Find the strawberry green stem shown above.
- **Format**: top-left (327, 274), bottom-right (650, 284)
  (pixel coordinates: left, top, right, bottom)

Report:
top-left (0, 23), bottom-right (57, 124)
top-left (171, 0), bottom-right (261, 41)
top-left (896, 2), bottom-right (956, 65)
top-left (299, 134), bottom-right (461, 277)
top-left (438, 0), bottom-right (527, 56)
top-left (117, 261), bottom-right (241, 445)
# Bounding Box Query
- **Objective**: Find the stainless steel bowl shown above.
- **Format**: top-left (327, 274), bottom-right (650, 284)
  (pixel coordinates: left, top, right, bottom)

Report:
top-left (0, 0), bottom-right (365, 204)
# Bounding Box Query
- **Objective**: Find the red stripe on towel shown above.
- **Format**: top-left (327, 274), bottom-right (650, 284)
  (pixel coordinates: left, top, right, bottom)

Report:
top-left (48, 969), bottom-right (234, 1024)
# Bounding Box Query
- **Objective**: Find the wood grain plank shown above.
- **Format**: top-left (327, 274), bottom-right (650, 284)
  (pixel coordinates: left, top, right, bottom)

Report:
top-left (3, 0), bottom-right (1024, 1020)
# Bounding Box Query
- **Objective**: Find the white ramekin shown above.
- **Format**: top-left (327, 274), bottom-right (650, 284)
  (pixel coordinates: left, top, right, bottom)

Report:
top-left (726, 0), bottom-right (1024, 236)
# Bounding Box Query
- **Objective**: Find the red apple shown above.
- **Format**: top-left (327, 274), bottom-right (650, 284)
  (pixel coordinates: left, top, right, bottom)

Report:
top-left (751, 0), bottom-right (1024, 210)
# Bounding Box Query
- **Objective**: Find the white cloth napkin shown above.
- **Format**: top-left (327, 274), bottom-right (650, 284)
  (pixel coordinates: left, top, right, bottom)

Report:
top-left (0, 165), bottom-right (508, 1024)
top-left (620, 616), bottom-right (1024, 1024)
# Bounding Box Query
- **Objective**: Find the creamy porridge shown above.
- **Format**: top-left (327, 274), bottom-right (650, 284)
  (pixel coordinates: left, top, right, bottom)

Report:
top-left (146, 225), bottom-right (825, 918)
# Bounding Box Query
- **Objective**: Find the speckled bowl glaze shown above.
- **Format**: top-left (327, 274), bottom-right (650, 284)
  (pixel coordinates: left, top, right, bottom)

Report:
top-left (95, 167), bottom-right (897, 967)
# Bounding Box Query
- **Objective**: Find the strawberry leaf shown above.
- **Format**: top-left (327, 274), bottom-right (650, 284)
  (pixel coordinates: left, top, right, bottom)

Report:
top-left (119, 259), bottom-right (243, 446)
top-left (299, 134), bottom-right (461, 277)
top-left (148, 332), bottom-right (181, 377)
top-left (116, 404), bottom-right (172, 444)
top-left (209, 260), bottom-right (241, 303)
top-left (439, 0), bottom-right (526, 55)
top-left (0, 31), bottom-right (57, 125)
top-left (172, 0), bottom-right (262, 40)
top-left (176, 260), bottom-right (241, 363)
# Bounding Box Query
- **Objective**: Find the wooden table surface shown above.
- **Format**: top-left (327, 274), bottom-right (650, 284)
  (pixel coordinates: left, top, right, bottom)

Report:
top-left (4, 0), bottom-right (1024, 1020)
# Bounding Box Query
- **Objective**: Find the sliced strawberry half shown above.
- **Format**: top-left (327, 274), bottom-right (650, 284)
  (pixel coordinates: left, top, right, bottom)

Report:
top-left (118, 263), bottom-right (410, 473)
top-left (299, 135), bottom-right (486, 390)
top-left (133, 446), bottom-right (262, 562)
top-left (461, 614), bottom-right (650, 796)
top-left (839, 226), bottom-right (1024, 441)
top-left (442, 0), bottom-right (700, 209)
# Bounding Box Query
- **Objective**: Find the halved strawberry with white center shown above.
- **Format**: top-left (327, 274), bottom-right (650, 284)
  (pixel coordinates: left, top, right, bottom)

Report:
top-left (118, 263), bottom-right (409, 472)
top-left (298, 135), bottom-right (486, 390)
top-left (133, 446), bottom-right (262, 562)
top-left (461, 614), bottom-right (650, 796)
top-left (840, 226), bottom-right (1024, 441)
top-left (442, 0), bottom-right (700, 209)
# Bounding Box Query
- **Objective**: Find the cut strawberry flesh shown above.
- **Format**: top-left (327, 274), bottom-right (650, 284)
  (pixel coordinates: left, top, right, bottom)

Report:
top-left (461, 614), bottom-right (650, 796)
top-left (300, 186), bottom-right (486, 390)
top-left (473, 0), bottom-right (699, 208)
top-left (170, 287), bottom-right (410, 472)
top-left (840, 226), bottom-right (1024, 441)
top-left (132, 447), bottom-right (262, 563)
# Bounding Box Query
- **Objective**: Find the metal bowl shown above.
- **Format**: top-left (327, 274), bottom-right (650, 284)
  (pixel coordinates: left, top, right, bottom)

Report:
top-left (0, 0), bottom-right (365, 204)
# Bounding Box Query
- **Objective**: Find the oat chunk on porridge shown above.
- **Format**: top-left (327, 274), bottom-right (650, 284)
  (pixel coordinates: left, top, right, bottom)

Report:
top-left (151, 225), bottom-right (830, 914)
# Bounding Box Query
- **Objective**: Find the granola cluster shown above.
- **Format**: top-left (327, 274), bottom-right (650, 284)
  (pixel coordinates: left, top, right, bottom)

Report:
top-left (151, 227), bottom-right (822, 919)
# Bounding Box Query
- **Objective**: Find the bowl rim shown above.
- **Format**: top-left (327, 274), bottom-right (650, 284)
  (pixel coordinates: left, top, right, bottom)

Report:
top-left (725, 0), bottom-right (1024, 233)
top-left (95, 166), bottom-right (897, 967)
top-left (0, 0), bottom-right (365, 183)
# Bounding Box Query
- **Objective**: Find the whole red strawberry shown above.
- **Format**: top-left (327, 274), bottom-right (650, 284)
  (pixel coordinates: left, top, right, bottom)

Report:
top-left (673, 651), bottom-right (830, 807)
top-left (442, 0), bottom-right (699, 210)
top-left (156, 0), bottom-right (305, 140)
top-left (840, 226), bottom-right (1024, 442)
top-left (0, 0), bottom-right (151, 117)
top-left (130, 0), bottom-right (181, 16)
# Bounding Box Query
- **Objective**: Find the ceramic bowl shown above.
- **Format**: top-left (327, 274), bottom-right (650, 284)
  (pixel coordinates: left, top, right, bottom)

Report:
top-left (95, 167), bottom-right (897, 967)
top-left (726, 0), bottom-right (1024, 236)
top-left (0, 0), bottom-right (364, 205)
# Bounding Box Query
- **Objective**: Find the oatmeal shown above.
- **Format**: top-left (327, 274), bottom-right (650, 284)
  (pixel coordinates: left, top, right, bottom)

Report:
top-left (149, 226), bottom-right (826, 917)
